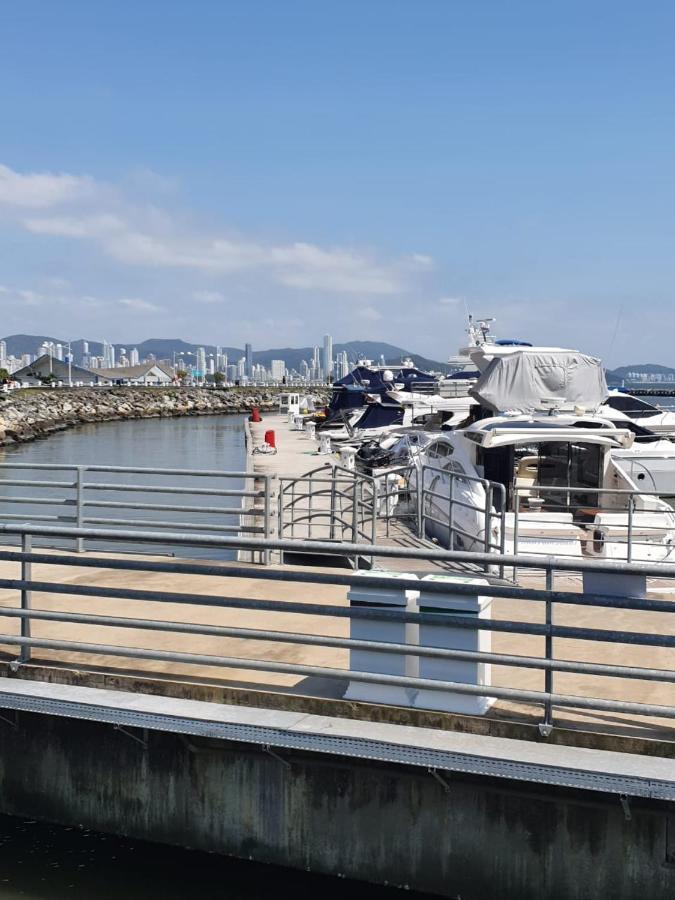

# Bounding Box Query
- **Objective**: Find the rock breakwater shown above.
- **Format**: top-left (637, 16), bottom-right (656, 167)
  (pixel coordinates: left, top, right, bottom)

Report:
top-left (0, 387), bottom-right (321, 445)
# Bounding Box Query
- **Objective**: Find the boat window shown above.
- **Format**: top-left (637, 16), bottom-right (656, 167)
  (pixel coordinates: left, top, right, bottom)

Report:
top-left (426, 441), bottom-right (453, 460)
top-left (536, 441), bottom-right (602, 517)
top-left (605, 395), bottom-right (660, 417)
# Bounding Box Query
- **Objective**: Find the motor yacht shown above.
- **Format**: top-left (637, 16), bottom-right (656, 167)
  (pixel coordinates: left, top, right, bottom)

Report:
top-left (416, 350), bottom-right (675, 562)
top-left (598, 390), bottom-right (675, 435)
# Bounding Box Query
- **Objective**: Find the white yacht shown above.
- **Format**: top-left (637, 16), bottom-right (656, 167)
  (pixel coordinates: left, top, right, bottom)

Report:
top-left (611, 426), bottom-right (675, 496)
top-left (598, 390), bottom-right (675, 435)
top-left (417, 350), bottom-right (675, 563)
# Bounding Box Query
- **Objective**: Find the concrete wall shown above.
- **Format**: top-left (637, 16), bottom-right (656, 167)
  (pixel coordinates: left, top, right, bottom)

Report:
top-left (0, 711), bottom-right (671, 899)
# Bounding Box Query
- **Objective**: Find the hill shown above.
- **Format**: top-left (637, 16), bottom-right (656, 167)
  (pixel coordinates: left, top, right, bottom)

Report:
top-left (1, 335), bottom-right (448, 373)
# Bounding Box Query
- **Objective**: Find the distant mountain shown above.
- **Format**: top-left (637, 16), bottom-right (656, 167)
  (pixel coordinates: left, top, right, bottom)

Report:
top-left (1, 334), bottom-right (448, 373)
top-left (606, 363), bottom-right (675, 385)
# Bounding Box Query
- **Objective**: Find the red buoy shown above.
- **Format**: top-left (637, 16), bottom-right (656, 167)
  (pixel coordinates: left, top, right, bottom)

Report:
top-left (251, 407), bottom-right (262, 423)
top-left (264, 429), bottom-right (276, 449)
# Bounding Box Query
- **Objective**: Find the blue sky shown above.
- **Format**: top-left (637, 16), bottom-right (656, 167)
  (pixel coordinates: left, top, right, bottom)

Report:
top-left (1, 1), bottom-right (674, 363)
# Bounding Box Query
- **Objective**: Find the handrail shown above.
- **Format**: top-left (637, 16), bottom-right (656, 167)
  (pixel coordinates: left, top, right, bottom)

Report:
top-left (0, 525), bottom-right (672, 733)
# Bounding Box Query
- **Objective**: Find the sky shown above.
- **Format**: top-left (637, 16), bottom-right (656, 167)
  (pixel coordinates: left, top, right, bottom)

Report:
top-left (1, 0), bottom-right (675, 364)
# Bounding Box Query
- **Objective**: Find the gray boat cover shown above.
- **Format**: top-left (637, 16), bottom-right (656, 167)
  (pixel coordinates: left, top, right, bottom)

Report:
top-left (469, 351), bottom-right (608, 412)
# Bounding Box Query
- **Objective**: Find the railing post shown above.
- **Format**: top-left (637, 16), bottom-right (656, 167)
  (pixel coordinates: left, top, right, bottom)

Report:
top-left (542, 564), bottom-right (555, 734)
top-left (352, 476), bottom-right (359, 545)
top-left (329, 475), bottom-right (337, 541)
top-left (19, 533), bottom-right (32, 664)
top-left (418, 466), bottom-right (425, 540)
top-left (278, 479), bottom-right (286, 565)
top-left (75, 466), bottom-right (85, 553)
top-left (263, 475), bottom-right (272, 566)
top-left (448, 474), bottom-right (455, 551)
top-left (627, 494), bottom-right (634, 563)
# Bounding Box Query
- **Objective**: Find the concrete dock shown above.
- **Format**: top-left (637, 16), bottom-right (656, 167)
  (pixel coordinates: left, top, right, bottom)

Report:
top-left (0, 408), bottom-right (671, 898)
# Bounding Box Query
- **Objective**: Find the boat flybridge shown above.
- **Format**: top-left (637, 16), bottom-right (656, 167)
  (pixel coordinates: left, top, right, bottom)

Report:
top-left (418, 349), bottom-right (675, 563)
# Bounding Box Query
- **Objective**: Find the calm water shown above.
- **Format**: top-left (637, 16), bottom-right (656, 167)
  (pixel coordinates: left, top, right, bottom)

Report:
top-left (0, 414), bottom-right (248, 558)
top-left (0, 814), bottom-right (420, 900)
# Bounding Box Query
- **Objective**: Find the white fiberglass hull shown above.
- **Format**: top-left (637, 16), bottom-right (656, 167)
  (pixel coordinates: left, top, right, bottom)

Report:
top-left (612, 444), bottom-right (675, 496)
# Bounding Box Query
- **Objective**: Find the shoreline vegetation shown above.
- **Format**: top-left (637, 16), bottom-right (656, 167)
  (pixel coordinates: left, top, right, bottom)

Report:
top-left (0, 386), bottom-right (313, 447)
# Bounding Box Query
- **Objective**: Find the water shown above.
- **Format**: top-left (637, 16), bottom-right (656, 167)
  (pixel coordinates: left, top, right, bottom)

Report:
top-left (0, 814), bottom-right (419, 899)
top-left (0, 415), bottom-right (248, 558)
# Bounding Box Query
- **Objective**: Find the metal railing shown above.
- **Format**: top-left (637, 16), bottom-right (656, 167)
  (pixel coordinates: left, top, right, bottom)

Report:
top-left (0, 463), bottom-right (273, 558)
top-left (419, 463), bottom-right (506, 565)
top-left (278, 464), bottom-right (377, 550)
top-left (0, 521), bottom-right (672, 735)
top-left (511, 484), bottom-right (675, 564)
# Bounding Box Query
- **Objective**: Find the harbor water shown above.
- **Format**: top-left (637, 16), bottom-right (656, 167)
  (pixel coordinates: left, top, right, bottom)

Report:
top-left (0, 413), bottom-right (249, 558)
top-left (0, 814), bottom-right (421, 899)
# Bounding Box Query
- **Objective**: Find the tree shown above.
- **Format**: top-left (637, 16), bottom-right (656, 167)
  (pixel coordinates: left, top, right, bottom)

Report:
top-left (0, 368), bottom-right (10, 384)
top-left (214, 371), bottom-right (225, 386)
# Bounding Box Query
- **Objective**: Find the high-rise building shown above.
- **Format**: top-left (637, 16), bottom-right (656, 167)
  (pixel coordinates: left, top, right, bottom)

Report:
top-left (337, 350), bottom-right (349, 380)
top-left (102, 341), bottom-right (115, 368)
top-left (312, 346), bottom-right (321, 381)
top-left (129, 348), bottom-right (140, 366)
top-left (0, 341), bottom-right (6, 368)
top-left (323, 334), bottom-right (333, 379)
top-left (195, 347), bottom-right (207, 380)
top-left (270, 359), bottom-right (285, 381)
top-left (245, 343), bottom-right (253, 378)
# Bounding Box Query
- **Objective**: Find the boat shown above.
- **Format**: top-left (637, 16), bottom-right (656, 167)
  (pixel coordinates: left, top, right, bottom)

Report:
top-left (598, 390), bottom-right (675, 435)
top-left (416, 350), bottom-right (675, 563)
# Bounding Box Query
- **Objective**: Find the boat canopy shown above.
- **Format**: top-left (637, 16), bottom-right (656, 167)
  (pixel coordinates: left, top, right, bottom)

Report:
top-left (470, 351), bottom-right (608, 413)
top-left (335, 366), bottom-right (436, 390)
top-left (355, 402), bottom-right (406, 430)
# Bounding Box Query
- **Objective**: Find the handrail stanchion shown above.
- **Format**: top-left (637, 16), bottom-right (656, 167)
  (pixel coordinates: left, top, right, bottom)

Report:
top-left (542, 564), bottom-right (555, 734)
top-left (627, 494), bottom-right (634, 564)
top-left (418, 466), bottom-right (426, 540)
top-left (19, 533), bottom-right (31, 663)
top-left (262, 475), bottom-right (272, 566)
top-left (75, 466), bottom-right (85, 553)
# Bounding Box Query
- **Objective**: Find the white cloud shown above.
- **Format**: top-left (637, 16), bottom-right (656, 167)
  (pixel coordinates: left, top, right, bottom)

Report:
top-left (357, 306), bottom-right (383, 321)
top-left (0, 163), bottom-right (94, 209)
top-left (410, 253), bottom-right (434, 267)
top-left (118, 298), bottom-right (164, 314)
top-left (25, 212), bottom-right (405, 295)
top-left (439, 296), bottom-right (461, 306)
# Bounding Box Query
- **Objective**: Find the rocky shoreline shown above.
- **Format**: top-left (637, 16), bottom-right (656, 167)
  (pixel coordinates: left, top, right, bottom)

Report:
top-left (0, 386), bottom-right (321, 446)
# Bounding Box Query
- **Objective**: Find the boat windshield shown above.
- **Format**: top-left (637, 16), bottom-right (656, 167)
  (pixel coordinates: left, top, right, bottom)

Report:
top-left (605, 395), bottom-right (660, 417)
top-left (355, 404), bottom-right (405, 430)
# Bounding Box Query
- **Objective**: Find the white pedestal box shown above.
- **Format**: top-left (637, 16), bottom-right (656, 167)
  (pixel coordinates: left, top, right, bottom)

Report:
top-left (319, 434), bottom-right (332, 454)
top-left (582, 570), bottom-right (647, 600)
top-left (305, 421), bottom-right (316, 440)
top-left (339, 447), bottom-right (356, 471)
top-left (344, 571), bottom-right (419, 707)
top-left (415, 574), bottom-right (495, 715)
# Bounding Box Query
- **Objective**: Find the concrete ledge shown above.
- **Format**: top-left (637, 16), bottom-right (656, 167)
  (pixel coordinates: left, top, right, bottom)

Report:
top-left (4, 660), bottom-right (673, 759)
top-left (0, 676), bottom-right (673, 800)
